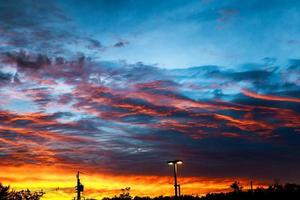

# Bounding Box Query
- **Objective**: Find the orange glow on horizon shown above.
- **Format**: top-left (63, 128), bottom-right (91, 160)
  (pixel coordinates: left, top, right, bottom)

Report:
top-left (0, 165), bottom-right (269, 200)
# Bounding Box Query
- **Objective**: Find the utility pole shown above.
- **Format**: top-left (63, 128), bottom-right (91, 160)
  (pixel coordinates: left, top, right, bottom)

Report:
top-left (76, 171), bottom-right (84, 200)
top-left (178, 184), bottom-right (181, 197)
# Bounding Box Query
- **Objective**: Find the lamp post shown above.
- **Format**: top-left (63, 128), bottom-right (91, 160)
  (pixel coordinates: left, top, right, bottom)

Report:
top-left (167, 160), bottom-right (183, 199)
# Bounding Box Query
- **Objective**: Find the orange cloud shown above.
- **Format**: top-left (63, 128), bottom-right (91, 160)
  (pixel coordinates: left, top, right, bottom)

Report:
top-left (214, 114), bottom-right (272, 134)
top-left (242, 89), bottom-right (300, 103)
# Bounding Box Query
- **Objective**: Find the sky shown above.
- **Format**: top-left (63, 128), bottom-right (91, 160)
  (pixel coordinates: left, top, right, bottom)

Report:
top-left (0, 0), bottom-right (300, 199)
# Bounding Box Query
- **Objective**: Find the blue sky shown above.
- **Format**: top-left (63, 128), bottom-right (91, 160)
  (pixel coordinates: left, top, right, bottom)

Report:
top-left (55, 0), bottom-right (300, 68)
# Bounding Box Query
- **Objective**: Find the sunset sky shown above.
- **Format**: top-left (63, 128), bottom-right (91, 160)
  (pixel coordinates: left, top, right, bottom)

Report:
top-left (0, 0), bottom-right (300, 199)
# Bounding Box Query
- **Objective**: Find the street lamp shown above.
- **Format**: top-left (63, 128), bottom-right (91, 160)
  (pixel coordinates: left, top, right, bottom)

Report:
top-left (167, 160), bottom-right (183, 198)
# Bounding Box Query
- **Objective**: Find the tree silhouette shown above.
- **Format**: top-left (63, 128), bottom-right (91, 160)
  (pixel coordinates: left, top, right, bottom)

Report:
top-left (230, 181), bottom-right (243, 193)
top-left (0, 183), bottom-right (44, 200)
top-left (119, 187), bottom-right (132, 200)
top-left (0, 183), bottom-right (10, 199)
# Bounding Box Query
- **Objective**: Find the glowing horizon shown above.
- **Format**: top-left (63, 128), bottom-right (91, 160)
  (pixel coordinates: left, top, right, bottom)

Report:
top-left (0, 165), bottom-right (269, 199)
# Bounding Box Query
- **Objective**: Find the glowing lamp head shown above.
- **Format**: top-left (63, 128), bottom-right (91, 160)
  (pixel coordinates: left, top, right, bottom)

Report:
top-left (167, 160), bottom-right (183, 165)
top-left (167, 161), bottom-right (174, 165)
top-left (176, 160), bottom-right (183, 165)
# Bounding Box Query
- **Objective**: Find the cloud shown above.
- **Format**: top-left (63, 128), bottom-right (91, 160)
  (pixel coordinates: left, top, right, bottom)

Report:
top-left (0, 71), bottom-right (13, 85)
top-left (242, 89), bottom-right (300, 103)
top-left (0, 51), bottom-right (300, 200)
top-left (114, 40), bottom-right (129, 48)
top-left (4, 51), bottom-right (51, 70)
top-left (86, 38), bottom-right (103, 50)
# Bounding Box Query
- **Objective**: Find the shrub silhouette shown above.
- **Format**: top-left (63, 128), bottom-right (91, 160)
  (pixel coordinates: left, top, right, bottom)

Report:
top-left (102, 182), bottom-right (300, 200)
top-left (103, 187), bottom-right (132, 200)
